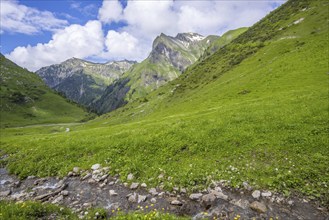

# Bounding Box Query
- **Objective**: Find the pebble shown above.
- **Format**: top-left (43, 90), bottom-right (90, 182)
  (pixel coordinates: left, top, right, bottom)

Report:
top-left (128, 193), bottom-right (137, 203)
top-left (189, 193), bottom-right (203, 201)
top-left (130, 182), bottom-right (139, 190)
top-left (109, 190), bottom-right (118, 196)
top-left (81, 173), bottom-right (91, 181)
top-left (108, 181), bottom-right (115, 186)
top-left (141, 183), bottom-right (147, 188)
top-left (73, 167), bottom-right (80, 173)
top-left (91, 164), bottom-right (101, 170)
top-left (138, 195), bottom-right (147, 203)
top-left (61, 190), bottom-right (69, 196)
top-left (149, 188), bottom-right (158, 196)
top-left (171, 200), bottom-right (183, 206)
top-left (150, 198), bottom-right (157, 203)
top-left (52, 195), bottom-right (63, 204)
top-left (127, 173), bottom-right (134, 181)
top-left (252, 190), bottom-right (261, 199)
top-left (261, 191), bottom-right (272, 198)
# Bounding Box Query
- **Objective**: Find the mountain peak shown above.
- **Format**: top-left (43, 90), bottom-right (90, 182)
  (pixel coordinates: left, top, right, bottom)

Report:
top-left (175, 32), bottom-right (205, 42)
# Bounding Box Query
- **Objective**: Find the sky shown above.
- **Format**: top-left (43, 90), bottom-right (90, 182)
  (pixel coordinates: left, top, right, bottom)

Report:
top-left (0, 0), bottom-right (286, 71)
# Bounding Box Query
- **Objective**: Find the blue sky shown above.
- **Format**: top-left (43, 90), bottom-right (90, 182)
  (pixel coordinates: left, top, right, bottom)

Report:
top-left (1, 0), bottom-right (286, 71)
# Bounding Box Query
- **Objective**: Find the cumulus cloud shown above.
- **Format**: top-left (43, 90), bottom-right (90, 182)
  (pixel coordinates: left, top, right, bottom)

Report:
top-left (5, 0), bottom-right (286, 70)
top-left (98, 1), bottom-right (123, 23)
top-left (100, 31), bottom-right (141, 61)
top-left (0, 0), bottom-right (68, 34)
top-left (6, 20), bottom-right (104, 71)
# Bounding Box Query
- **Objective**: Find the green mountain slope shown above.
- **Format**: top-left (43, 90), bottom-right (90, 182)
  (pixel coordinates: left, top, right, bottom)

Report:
top-left (36, 58), bottom-right (136, 107)
top-left (0, 54), bottom-right (89, 127)
top-left (1, 0), bottom-right (328, 206)
top-left (93, 30), bottom-right (245, 114)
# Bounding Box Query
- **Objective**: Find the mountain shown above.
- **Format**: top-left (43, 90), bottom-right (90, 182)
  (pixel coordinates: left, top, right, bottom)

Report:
top-left (0, 54), bottom-right (89, 127)
top-left (36, 58), bottom-right (136, 107)
top-left (93, 33), bottom-right (222, 114)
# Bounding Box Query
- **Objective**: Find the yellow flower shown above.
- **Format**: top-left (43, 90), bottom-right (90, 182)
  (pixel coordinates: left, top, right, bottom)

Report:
top-left (112, 210), bottom-right (115, 213)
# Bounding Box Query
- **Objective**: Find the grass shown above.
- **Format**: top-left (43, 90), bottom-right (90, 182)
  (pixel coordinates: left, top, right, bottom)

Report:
top-left (0, 54), bottom-right (91, 128)
top-left (0, 0), bottom-right (328, 213)
top-left (0, 201), bottom-right (188, 220)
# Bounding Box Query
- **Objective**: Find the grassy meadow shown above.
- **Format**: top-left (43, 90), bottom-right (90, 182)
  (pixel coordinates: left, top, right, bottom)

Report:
top-left (1, 0), bottom-right (328, 209)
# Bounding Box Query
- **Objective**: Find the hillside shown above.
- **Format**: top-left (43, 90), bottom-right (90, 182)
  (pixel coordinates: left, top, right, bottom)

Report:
top-left (0, 54), bottom-right (89, 127)
top-left (36, 58), bottom-right (136, 107)
top-left (1, 0), bottom-right (328, 215)
top-left (93, 30), bottom-right (244, 114)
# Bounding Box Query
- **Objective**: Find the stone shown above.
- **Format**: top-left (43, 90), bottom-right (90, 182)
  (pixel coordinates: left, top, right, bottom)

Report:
top-left (73, 167), bottom-right (80, 173)
top-left (141, 183), bottom-right (147, 188)
top-left (242, 182), bottom-right (252, 191)
top-left (108, 181), bottom-right (115, 186)
top-left (149, 188), bottom-right (158, 196)
top-left (252, 190), bottom-right (261, 199)
top-left (211, 190), bottom-right (229, 201)
top-left (288, 200), bottom-right (294, 206)
top-left (180, 188), bottom-right (187, 194)
top-left (128, 193), bottom-right (137, 203)
top-left (109, 190), bottom-right (118, 196)
top-left (99, 174), bottom-right (109, 181)
top-left (261, 191), bottom-right (272, 198)
top-left (0, 190), bottom-right (11, 197)
top-left (67, 171), bottom-right (74, 177)
top-left (91, 164), bottom-right (101, 170)
top-left (189, 193), bottom-right (203, 201)
top-left (201, 193), bottom-right (217, 208)
top-left (81, 173), bottom-right (91, 181)
top-left (158, 192), bottom-right (165, 197)
top-left (250, 201), bottom-right (267, 213)
top-left (150, 198), bottom-right (157, 203)
top-left (138, 195), bottom-right (147, 203)
top-left (127, 173), bottom-right (134, 181)
top-left (27, 176), bottom-right (36, 180)
top-left (214, 186), bottom-right (222, 192)
top-left (61, 190), bottom-right (69, 196)
top-left (130, 182), bottom-right (139, 190)
top-left (83, 203), bottom-right (92, 208)
top-left (158, 174), bottom-right (164, 179)
top-left (171, 200), bottom-right (183, 206)
top-left (52, 195), bottom-right (64, 204)
top-left (230, 199), bottom-right (249, 209)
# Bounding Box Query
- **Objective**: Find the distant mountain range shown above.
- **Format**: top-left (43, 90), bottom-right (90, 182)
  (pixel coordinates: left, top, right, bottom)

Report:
top-left (36, 58), bottom-right (136, 107)
top-left (35, 29), bottom-right (247, 114)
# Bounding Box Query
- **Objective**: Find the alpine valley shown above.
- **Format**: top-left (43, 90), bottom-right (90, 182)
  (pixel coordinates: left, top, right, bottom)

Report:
top-left (0, 0), bottom-right (328, 219)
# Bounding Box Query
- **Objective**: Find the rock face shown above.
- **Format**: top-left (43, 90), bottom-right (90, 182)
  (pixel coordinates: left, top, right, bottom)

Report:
top-left (36, 58), bottom-right (136, 107)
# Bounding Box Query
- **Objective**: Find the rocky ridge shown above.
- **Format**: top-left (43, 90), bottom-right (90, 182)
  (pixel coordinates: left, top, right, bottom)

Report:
top-left (36, 58), bottom-right (136, 107)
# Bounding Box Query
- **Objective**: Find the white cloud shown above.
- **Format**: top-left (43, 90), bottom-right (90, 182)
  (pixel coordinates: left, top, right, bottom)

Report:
top-left (6, 20), bottom-right (104, 71)
top-left (98, 1), bottom-right (123, 23)
top-left (5, 0), bottom-right (286, 70)
top-left (101, 31), bottom-right (141, 61)
top-left (0, 0), bottom-right (68, 35)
